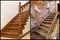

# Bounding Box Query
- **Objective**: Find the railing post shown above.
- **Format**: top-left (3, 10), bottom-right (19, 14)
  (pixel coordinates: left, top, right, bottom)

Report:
top-left (18, 2), bottom-right (21, 13)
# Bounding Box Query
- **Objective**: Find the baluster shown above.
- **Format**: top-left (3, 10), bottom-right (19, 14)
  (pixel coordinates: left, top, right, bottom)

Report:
top-left (23, 6), bottom-right (25, 12)
top-left (22, 6), bottom-right (23, 12)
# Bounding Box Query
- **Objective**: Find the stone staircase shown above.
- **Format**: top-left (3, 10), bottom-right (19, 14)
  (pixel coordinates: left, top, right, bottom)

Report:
top-left (1, 2), bottom-right (30, 38)
top-left (31, 13), bottom-right (57, 39)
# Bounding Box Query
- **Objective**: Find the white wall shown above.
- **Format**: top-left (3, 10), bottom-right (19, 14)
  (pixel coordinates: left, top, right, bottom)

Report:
top-left (1, 1), bottom-right (28, 29)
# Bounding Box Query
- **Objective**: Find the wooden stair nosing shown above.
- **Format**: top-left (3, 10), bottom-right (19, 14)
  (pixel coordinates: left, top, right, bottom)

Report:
top-left (43, 21), bottom-right (52, 24)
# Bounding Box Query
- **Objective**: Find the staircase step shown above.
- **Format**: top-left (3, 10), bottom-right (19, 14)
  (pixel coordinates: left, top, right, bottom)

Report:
top-left (45, 19), bottom-right (53, 21)
top-left (34, 29), bottom-right (47, 37)
top-left (9, 23), bottom-right (23, 26)
top-left (12, 20), bottom-right (19, 22)
top-left (5, 28), bottom-right (19, 30)
top-left (1, 30), bottom-right (22, 38)
top-left (1, 33), bottom-right (19, 38)
top-left (47, 17), bottom-right (54, 19)
top-left (40, 23), bottom-right (51, 28)
top-left (13, 17), bottom-right (19, 20)
top-left (43, 21), bottom-right (52, 24)
top-left (1, 28), bottom-right (22, 38)
top-left (6, 24), bottom-right (19, 27)
top-left (49, 13), bottom-right (55, 16)
top-left (48, 16), bottom-right (54, 18)
top-left (1, 31), bottom-right (20, 36)
top-left (48, 15), bottom-right (55, 17)
top-left (2, 29), bottom-right (20, 33)
top-left (38, 26), bottom-right (48, 33)
top-left (31, 32), bottom-right (45, 39)
top-left (9, 23), bottom-right (20, 26)
top-left (10, 21), bottom-right (19, 23)
top-left (9, 23), bottom-right (19, 25)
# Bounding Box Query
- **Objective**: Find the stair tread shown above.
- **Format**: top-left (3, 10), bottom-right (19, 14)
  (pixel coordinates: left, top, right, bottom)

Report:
top-left (47, 16), bottom-right (54, 17)
top-left (5, 26), bottom-right (19, 29)
top-left (5, 27), bottom-right (19, 30)
top-left (9, 22), bottom-right (26, 25)
top-left (1, 31), bottom-right (20, 35)
top-left (45, 19), bottom-right (53, 21)
top-left (9, 23), bottom-right (19, 25)
top-left (2, 29), bottom-right (19, 32)
top-left (43, 21), bottom-right (52, 24)
top-left (10, 21), bottom-right (19, 23)
top-left (6, 24), bottom-right (20, 28)
top-left (1, 33), bottom-right (19, 38)
top-left (41, 23), bottom-right (51, 28)
top-left (31, 32), bottom-right (45, 39)
top-left (35, 29), bottom-right (47, 37)
top-left (47, 17), bottom-right (54, 19)
top-left (38, 26), bottom-right (48, 33)
top-left (48, 14), bottom-right (55, 16)
top-left (12, 20), bottom-right (19, 22)
top-left (1, 28), bottom-right (22, 36)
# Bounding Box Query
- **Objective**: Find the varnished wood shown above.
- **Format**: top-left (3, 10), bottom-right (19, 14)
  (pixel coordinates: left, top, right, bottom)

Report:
top-left (1, 2), bottom-right (30, 38)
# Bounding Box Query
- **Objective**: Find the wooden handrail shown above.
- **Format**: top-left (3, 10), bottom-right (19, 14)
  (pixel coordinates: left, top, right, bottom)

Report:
top-left (47, 13), bottom-right (59, 39)
top-left (21, 2), bottom-right (29, 12)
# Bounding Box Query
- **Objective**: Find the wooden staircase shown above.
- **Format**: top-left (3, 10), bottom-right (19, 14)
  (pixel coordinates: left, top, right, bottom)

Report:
top-left (31, 13), bottom-right (58, 39)
top-left (1, 2), bottom-right (30, 38)
top-left (31, 1), bottom-right (58, 39)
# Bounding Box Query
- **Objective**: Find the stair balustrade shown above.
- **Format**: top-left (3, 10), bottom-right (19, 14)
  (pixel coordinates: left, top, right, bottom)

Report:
top-left (1, 2), bottom-right (30, 38)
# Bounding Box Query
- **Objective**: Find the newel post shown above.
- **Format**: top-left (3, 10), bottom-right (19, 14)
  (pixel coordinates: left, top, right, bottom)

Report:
top-left (18, 2), bottom-right (21, 13)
